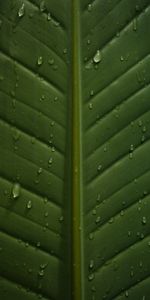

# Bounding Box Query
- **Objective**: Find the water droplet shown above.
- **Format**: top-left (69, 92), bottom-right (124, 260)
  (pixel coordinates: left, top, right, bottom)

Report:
top-left (0, 20), bottom-right (3, 28)
top-left (97, 164), bottom-right (102, 172)
top-left (88, 4), bottom-right (92, 12)
top-left (128, 231), bottom-right (131, 237)
top-left (95, 216), bottom-right (101, 224)
top-left (47, 13), bottom-right (51, 21)
top-left (142, 126), bottom-right (146, 133)
top-left (38, 269), bottom-right (44, 277)
top-left (92, 209), bottom-right (96, 215)
top-left (93, 50), bottom-right (102, 63)
top-left (37, 241), bottom-right (41, 247)
top-left (142, 216), bottom-right (146, 225)
top-left (44, 212), bottom-right (48, 217)
top-left (120, 210), bottom-right (124, 216)
top-left (138, 120), bottom-right (142, 127)
top-left (125, 290), bottom-right (129, 297)
top-left (37, 56), bottom-right (43, 66)
top-left (12, 183), bottom-right (20, 199)
top-left (63, 48), bottom-right (67, 54)
top-left (88, 273), bottom-right (94, 281)
top-left (96, 194), bottom-right (101, 203)
top-left (27, 200), bottom-right (32, 209)
top-left (88, 102), bottom-right (93, 110)
top-left (109, 217), bottom-right (114, 224)
top-left (37, 167), bottom-right (42, 175)
top-left (18, 3), bottom-right (25, 18)
top-left (120, 56), bottom-right (124, 62)
top-left (90, 90), bottom-right (94, 97)
top-left (89, 260), bottom-right (94, 269)
top-left (130, 144), bottom-right (134, 152)
top-left (40, 1), bottom-right (46, 12)
top-left (139, 261), bottom-right (143, 268)
top-left (48, 58), bottom-right (54, 65)
top-left (59, 216), bottom-right (64, 222)
top-left (89, 233), bottom-right (94, 240)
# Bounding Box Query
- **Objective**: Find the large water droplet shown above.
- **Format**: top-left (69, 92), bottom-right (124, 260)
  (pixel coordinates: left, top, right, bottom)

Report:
top-left (18, 3), bottom-right (25, 18)
top-left (12, 183), bottom-right (20, 199)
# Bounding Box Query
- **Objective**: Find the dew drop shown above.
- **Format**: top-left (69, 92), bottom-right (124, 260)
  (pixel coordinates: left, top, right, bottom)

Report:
top-left (88, 273), bottom-right (95, 281)
top-left (89, 233), bottom-right (94, 240)
top-left (142, 216), bottom-right (147, 225)
top-left (48, 58), bottom-right (54, 65)
top-left (89, 260), bottom-right (94, 269)
top-left (38, 269), bottom-right (44, 277)
top-left (88, 4), bottom-right (92, 12)
top-left (12, 183), bottom-right (20, 199)
top-left (88, 102), bottom-right (93, 110)
top-left (95, 216), bottom-right (101, 224)
top-left (120, 56), bottom-right (124, 62)
top-left (97, 164), bottom-right (102, 172)
top-left (27, 200), bottom-right (32, 209)
top-left (47, 13), bottom-right (51, 21)
top-left (93, 50), bottom-right (102, 63)
top-left (37, 167), bottom-right (43, 175)
top-left (37, 56), bottom-right (43, 66)
top-left (59, 216), bottom-right (64, 222)
top-left (18, 3), bottom-right (25, 18)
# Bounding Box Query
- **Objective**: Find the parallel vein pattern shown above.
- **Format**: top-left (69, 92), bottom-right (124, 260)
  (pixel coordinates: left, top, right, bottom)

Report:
top-left (0, 1), bottom-right (71, 300)
top-left (82, 1), bottom-right (150, 299)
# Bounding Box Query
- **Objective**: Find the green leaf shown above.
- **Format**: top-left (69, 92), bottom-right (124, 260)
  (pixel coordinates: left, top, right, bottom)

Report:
top-left (0, 1), bottom-right (150, 299)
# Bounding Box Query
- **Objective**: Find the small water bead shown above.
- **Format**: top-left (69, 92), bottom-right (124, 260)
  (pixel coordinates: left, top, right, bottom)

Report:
top-left (88, 273), bottom-right (95, 281)
top-left (89, 233), bottom-right (94, 240)
top-left (63, 48), bottom-right (67, 54)
top-left (93, 50), bottom-right (102, 63)
top-left (48, 58), bottom-right (54, 65)
top-left (44, 212), bottom-right (49, 217)
top-left (97, 164), bottom-right (102, 172)
top-left (89, 260), bottom-right (94, 269)
top-left (12, 183), bottom-right (20, 199)
top-left (37, 56), bottom-right (43, 66)
top-left (88, 4), bottom-right (92, 12)
top-left (120, 56), bottom-right (124, 62)
top-left (95, 216), bottom-right (101, 224)
top-left (125, 291), bottom-right (129, 297)
top-left (142, 126), bottom-right (146, 133)
top-left (96, 194), bottom-right (101, 203)
top-left (59, 216), bottom-right (64, 222)
top-left (88, 102), bottom-right (93, 110)
top-left (47, 13), bottom-right (51, 21)
top-left (18, 3), bottom-right (25, 18)
top-left (27, 200), bottom-right (32, 209)
top-left (138, 120), bottom-right (142, 127)
top-left (38, 269), bottom-right (44, 277)
top-left (92, 209), bottom-right (96, 215)
top-left (37, 241), bottom-right (41, 247)
top-left (130, 144), bottom-right (134, 152)
top-left (142, 216), bottom-right (147, 225)
top-left (37, 167), bottom-right (43, 175)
